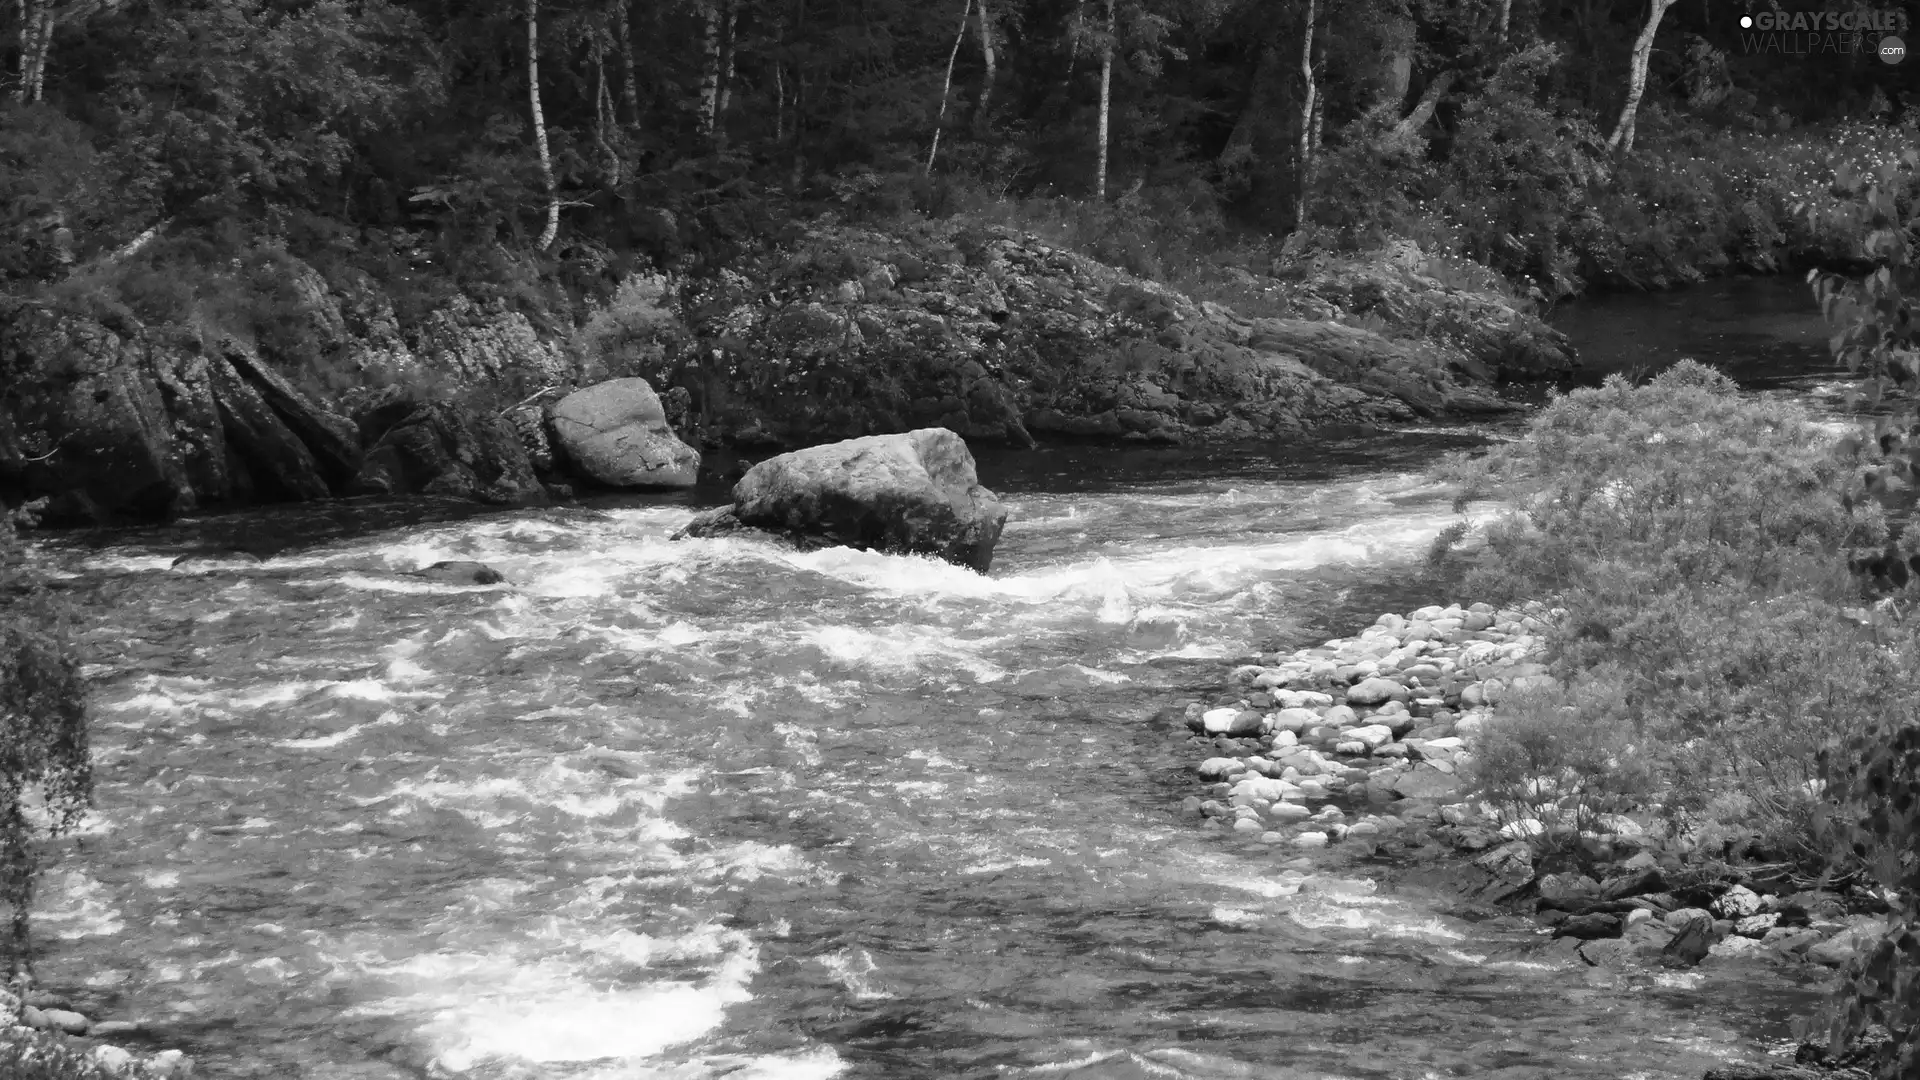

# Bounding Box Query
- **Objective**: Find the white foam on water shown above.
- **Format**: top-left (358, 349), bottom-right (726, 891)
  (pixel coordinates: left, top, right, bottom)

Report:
top-left (390, 942), bottom-right (759, 1070)
top-left (101, 692), bottom-right (182, 714)
top-left (621, 1048), bottom-right (846, 1080)
top-left (818, 947), bottom-right (893, 1000)
top-left (1210, 906), bottom-right (1261, 926)
top-left (962, 857), bottom-right (1053, 875)
top-left (79, 553), bottom-right (176, 573)
top-left (801, 624), bottom-right (1009, 682)
top-left (33, 869), bottom-right (126, 939)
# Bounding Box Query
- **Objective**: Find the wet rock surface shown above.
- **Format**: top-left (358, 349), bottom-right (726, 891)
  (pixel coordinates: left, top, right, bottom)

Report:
top-left (677, 427), bottom-right (1007, 572)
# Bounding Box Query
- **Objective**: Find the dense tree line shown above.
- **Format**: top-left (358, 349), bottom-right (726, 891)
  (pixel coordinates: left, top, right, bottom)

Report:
top-left (2, 0), bottom-right (1915, 289)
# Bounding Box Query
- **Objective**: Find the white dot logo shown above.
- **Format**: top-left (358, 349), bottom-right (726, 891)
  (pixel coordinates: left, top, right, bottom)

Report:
top-left (1740, 15), bottom-right (1753, 27)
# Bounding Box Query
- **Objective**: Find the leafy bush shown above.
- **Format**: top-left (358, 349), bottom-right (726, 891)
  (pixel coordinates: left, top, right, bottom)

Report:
top-left (1442, 361), bottom-right (1918, 873)
top-left (1470, 671), bottom-right (1658, 853)
top-left (1805, 140), bottom-right (1920, 1080)
top-left (1443, 359), bottom-right (1879, 601)
top-left (0, 502), bottom-right (92, 976)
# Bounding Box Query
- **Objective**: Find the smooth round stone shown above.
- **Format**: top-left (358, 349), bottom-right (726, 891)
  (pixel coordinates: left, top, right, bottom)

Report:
top-left (1292, 831), bottom-right (1330, 849)
top-left (1345, 677), bottom-right (1409, 705)
top-left (1259, 831), bottom-right (1286, 844)
top-left (1322, 705), bottom-right (1358, 726)
top-left (1346, 821), bottom-right (1382, 840)
top-left (1271, 707), bottom-right (1318, 733)
top-left (1197, 757), bottom-right (1248, 780)
top-left (91, 1046), bottom-right (137, 1078)
top-left (1232, 817), bottom-right (1265, 834)
top-left (1333, 740), bottom-right (1366, 756)
top-left (1269, 729), bottom-right (1298, 749)
top-left (1267, 802), bottom-right (1312, 823)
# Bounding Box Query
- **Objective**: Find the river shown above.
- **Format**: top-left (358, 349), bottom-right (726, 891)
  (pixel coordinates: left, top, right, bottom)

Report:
top-left (18, 275), bottom-right (1848, 1079)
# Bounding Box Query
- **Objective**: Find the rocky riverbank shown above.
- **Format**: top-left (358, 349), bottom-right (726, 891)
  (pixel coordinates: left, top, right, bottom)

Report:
top-left (0, 978), bottom-right (194, 1078)
top-left (1182, 601), bottom-right (1890, 981)
top-left (1, 214), bottom-right (1575, 527)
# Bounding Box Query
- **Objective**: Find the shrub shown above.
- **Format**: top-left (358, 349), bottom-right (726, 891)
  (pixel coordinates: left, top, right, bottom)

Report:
top-left (1469, 670), bottom-right (1658, 855)
top-left (0, 502), bottom-right (92, 976)
top-left (1806, 140), bottom-right (1920, 1080)
top-left (1442, 359), bottom-right (1879, 601)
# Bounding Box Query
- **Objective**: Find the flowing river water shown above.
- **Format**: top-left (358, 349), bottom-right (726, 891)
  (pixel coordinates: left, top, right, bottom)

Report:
top-left (18, 276), bottom-right (1856, 1080)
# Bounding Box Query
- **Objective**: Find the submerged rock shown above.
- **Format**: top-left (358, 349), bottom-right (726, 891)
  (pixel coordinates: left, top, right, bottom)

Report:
top-left (169, 550), bottom-right (264, 572)
top-left (549, 378), bottom-right (701, 488)
top-left (675, 428), bottom-right (1007, 572)
top-left (410, 560), bottom-right (506, 585)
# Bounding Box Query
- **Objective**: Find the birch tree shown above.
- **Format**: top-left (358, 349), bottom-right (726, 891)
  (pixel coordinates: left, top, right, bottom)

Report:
top-left (927, 0), bottom-right (975, 174)
top-left (12, 0), bottom-right (112, 104)
top-left (528, 0), bottom-right (559, 249)
top-left (1096, 0), bottom-right (1114, 200)
top-left (1294, 0), bottom-right (1316, 229)
top-left (1607, 0), bottom-right (1676, 154)
top-left (973, 0), bottom-right (997, 134)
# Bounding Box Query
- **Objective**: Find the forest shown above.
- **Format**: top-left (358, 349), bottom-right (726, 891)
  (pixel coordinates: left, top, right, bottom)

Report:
top-left (3, 0), bottom-right (1917, 313)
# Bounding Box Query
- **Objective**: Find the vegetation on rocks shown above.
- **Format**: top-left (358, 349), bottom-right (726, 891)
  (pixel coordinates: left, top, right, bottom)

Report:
top-left (1412, 141), bottom-right (1920, 1073)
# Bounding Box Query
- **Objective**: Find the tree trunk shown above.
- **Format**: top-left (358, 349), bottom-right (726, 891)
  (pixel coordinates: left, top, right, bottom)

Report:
top-left (1497, 0), bottom-right (1511, 43)
top-left (1219, 43), bottom-right (1278, 167)
top-left (594, 39), bottom-right (620, 186)
top-left (615, 0), bottom-right (641, 128)
top-left (1608, 0), bottom-right (1676, 154)
top-left (1385, 69), bottom-right (1458, 147)
top-left (926, 0), bottom-right (974, 174)
top-left (1294, 0), bottom-right (1316, 231)
top-left (1095, 0), bottom-right (1113, 201)
top-left (774, 60), bottom-right (785, 143)
top-left (16, 0), bottom-right (54, 105)
top-left (713, 3), bottom-right (737, 148)
top-left (697, 1), bottom-right (721, 138)
top-left (13, 0), bottom-right (27, 103)
top-left (972, 0), bottom-right (996, 134)
top-left (528, 0), bottom-right (559, 250)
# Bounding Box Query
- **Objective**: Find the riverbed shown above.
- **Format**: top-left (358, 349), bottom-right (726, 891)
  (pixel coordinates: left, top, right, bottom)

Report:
top-left (18, 275), bottom-right (1849, 1079)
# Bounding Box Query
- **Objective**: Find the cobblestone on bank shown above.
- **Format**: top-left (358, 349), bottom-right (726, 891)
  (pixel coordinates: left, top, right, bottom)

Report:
top-left (1185, 600), bottom-right (1888, 972)
top-left (0, 979), bottom-right (194, 1078)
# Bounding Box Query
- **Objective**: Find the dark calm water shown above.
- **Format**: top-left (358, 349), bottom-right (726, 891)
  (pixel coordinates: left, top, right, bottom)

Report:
top-left (15, 278), bottom-right (1850, 1080)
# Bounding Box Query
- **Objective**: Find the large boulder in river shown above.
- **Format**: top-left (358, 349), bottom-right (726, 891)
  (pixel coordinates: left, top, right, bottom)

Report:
top-left (674, 428), bottom-right (1007, 572)
top-left (549, 378), bottom-right (700, 488)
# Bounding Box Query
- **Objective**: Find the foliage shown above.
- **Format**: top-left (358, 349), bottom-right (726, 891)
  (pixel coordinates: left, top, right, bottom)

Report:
top-left (1446, 364), bottom-right (1909, 871)
top-left (1442, 360), bottom-right (1878, 600)
top-left (0, 502), bottom-right (92, 977)
top-left (1808, 142), bottom-right (1920, 1080)
top-left (1469, 671), bottom-right (1658, 854)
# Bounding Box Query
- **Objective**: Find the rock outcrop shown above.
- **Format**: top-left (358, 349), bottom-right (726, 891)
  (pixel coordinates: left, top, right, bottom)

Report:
top-left (350, 396), bottom-right (546, 505)
top-left (675, 427), bottom-right (1007, 572)
top-left (655, 222), bottom-right (1558, 449)
top-left (0, 300), bottom-right (354, 523)
top-left (548, 378), bottom-right (700, 488)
